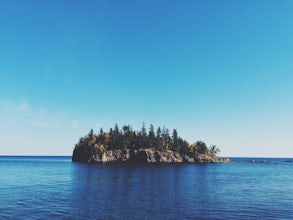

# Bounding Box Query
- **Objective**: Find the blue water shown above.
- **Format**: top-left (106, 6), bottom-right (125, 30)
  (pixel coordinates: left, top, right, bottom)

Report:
top-left (1, 157), bottom-right (293, 219)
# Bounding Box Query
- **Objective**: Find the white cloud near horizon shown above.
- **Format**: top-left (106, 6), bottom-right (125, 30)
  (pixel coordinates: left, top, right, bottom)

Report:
top-left (1, 99), bottom-right (292, 157)
top-left (0, 99), bottom-right (112, 155)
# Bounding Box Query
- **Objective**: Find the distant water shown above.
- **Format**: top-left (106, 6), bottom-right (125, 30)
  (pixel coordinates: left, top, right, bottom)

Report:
top-left (1, 156), bottom-right (293, 219)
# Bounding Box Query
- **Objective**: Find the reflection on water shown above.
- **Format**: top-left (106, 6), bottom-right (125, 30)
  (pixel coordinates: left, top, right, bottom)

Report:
top-left (1, 157), bottom-right (293, 219)
top-left (69, 163), bottom-right (227, 219)
top-left (36, 161), bottom-right (293, 219)
top-left (70, 164), bottom-right (188, 219)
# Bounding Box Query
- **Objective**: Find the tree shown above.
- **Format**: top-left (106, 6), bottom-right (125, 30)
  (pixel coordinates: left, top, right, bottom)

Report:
top-left (209, 145), bottom-right (220, 156)
top-left (155, 127), bottom-right (162, 150)
top-left (161, 127), bottom-right (170, 150)
top-left (141, 123), bottom-right (147, 147)
top-left (114, 123), bottom-right (119, 135)
top-left (141, 123), bottom-right (147, 137)
top-left (180, 139), bottom-right (189, 154)
top-left (196, 141), bottom-right (208, 154)
top-left (98, 128), bottom-right (105, 145)
top-left (74, 124), bottom-right (217, 157)
top-left (148, 124), bottom-right (155, 148)
top-left (122, 125), bottom-right (131, 149)
top-left (111, 123), bottom-right (120, 149)
top-left (171, 129), bottom-right (178, 151)
top-left (156, 126), bottom-right (161, 139)
top-left (88, 129), bottom-right (94, 139)
top-left (149, 124), bottom-right (155, 138)
top-left (122, 125), bottom-right (130, 134)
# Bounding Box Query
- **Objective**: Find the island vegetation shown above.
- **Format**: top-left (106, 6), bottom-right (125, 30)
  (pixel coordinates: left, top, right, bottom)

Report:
top-left (72, 123), bottom-right (228, 163)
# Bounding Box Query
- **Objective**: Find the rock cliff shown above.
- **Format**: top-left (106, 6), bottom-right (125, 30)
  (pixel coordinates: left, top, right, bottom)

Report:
top-left (72, 147), bottom-right (229, 163)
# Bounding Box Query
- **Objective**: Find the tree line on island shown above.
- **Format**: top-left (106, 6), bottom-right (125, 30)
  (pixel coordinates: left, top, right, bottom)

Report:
top-left (75, 123), bottom-right (220, 157)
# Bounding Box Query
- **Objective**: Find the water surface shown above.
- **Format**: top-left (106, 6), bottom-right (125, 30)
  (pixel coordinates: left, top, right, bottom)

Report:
top-left (1, 156), bottom-right (293, 219)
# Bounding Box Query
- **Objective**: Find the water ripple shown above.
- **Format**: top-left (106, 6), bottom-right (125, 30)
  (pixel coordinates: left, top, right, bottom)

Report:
top-left (1, 157), bottom-right (293, 219)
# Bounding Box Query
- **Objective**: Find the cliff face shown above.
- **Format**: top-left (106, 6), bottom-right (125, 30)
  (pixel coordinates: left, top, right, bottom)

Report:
top-left (72, 148), bottom-right (229, 163)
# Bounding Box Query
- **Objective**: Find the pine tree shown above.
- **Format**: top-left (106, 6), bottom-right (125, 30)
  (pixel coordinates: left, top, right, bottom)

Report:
top-left (148, 124), bottom-right (155, 148)
top-left (74, 123), bottom-right (215, 157)
top-left (171, 129), bottom-right (178, 151)
top-left (155, 126), bottom-right (162, 150)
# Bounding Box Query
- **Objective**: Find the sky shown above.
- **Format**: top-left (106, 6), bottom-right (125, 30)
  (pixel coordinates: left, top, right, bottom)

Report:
top-left (0, 0), bottom-right (293, 157)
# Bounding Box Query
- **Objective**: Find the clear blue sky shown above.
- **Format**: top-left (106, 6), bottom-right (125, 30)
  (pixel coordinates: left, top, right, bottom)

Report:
top-left (1, 0), bottom-right (293, 157)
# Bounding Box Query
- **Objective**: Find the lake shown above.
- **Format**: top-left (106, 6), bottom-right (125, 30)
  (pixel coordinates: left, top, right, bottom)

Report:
top-left (1, 156), bottom-right (293, 219)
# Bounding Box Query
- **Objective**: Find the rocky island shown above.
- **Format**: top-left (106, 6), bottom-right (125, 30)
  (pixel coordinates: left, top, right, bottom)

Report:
top-left (72, 124), bottom-right (229, 163)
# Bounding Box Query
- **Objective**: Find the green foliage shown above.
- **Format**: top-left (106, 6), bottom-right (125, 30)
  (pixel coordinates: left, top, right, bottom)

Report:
top-left (209, 145), bottom-right (221, 156)
top-left (195, 141), bottom-right (209, 154)
top-left (88, 129), bottom-right (94, 139)
top-left (74, 124), bottom-right (218, 156)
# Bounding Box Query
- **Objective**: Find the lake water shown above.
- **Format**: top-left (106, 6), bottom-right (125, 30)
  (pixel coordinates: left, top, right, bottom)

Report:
top-left (1, 156), bottom-right (293, 219)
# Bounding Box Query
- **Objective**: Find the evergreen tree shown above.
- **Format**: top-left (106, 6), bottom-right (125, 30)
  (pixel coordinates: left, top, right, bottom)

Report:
top-left (74, 123), bottom-right (218, 156)
top-left (171, 129), bottom-right (178, 152)
top-left (141, 123), bottom-right (147, 137)
top-left (196, 141), bottom-right (208, 154)
top-left (88, 129), bottom-right (94, 139)
top-left (155, 126), bottom-right (162, 150)
top-left (156, 126), bottom-right (161, 139)
top-left (148, 124), bottom-right (155, 148)
top-left (141, 123), bottom-right (147, 147)
top-left (161, 127), bottom-right (170, 150)
top-left (113, 123), bottom-right (120, 149)
top-left (98, 128), bottom-right (105, 145)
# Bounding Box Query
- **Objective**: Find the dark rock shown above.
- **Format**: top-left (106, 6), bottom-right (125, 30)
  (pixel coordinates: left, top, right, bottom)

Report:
top-left (129, 150), bottom-right (148, 163)
top-left (72, 147), bottom-right (229, 164)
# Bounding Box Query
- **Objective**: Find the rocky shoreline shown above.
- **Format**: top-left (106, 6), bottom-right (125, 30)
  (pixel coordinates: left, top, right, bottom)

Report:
top-left (72, 148), bottom-right (230, 164)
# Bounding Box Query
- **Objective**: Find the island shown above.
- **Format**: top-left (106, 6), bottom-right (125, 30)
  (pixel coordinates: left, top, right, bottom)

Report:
top-left (72, 124), bottom-right (229, 163)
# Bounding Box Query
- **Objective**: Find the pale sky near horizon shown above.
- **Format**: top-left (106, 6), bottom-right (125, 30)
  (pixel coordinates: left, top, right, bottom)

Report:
top-left (1, 0), bottom-right (293, 157)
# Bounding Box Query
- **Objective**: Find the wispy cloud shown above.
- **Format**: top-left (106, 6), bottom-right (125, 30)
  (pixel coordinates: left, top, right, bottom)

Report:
top-left (0, 99), bottom-right (60, 128)
top-left (0, 99), bottom-right (114, 155)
